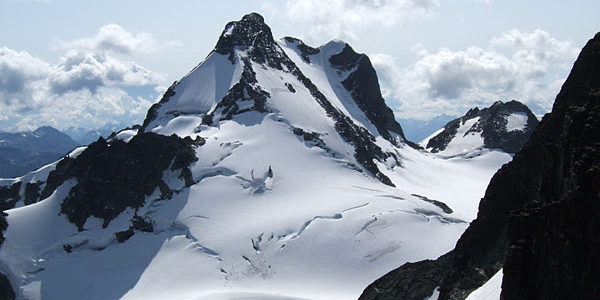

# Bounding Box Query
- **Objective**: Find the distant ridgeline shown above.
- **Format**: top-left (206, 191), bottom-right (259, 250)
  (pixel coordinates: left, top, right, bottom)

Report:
top-left (0, 126), bottom-right (79, 178)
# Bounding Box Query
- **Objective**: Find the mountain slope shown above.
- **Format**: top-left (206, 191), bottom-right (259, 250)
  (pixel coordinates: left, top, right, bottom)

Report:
top-left (421, 101), bottom-right (538, 156)
top-left (0, 13), bottom-right (513, 300)
top-left (359, 32), bottom-right (600, 300)
top-left (0, 126), bottom-right (79, 178)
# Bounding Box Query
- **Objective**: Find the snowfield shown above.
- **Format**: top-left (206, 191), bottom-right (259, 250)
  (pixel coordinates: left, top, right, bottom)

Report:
top-left (0, 115), bottom-right (510, 300)
top-left (0, 23), bottom-right (513, 299)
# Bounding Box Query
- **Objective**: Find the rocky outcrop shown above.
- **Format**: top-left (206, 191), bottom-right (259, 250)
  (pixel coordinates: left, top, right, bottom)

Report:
top-left (426, 100), bottom-right (538, 154)
top-left (360, 32), bottom-right (600, 299)
top-left (39, 133), bottom-right (202, 231)
top-left (0, 211), bottom-right (14, 299)
top-left (0, 271), bottom-right (14, 300)
top-left (0, 183), bottom-right (20, 211)
top-left (330, 44), bottom-right (409, 147)
top-left (201, 57), bottom-right (271, 125)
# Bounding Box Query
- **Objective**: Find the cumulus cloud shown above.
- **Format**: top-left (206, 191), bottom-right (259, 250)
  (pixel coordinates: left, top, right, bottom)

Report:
top-left (48, 50), bottom-right (162, 95)
top-left (57, 24), bottom-right (180, 55)
top-left (0, 25), bottom-right (172, 132)
top-left (0, 47), bottom-right (50, 107)
top-left (270, 0), bottom-right (439, 42)
top-left (372, 29), bottom-right (579, 120)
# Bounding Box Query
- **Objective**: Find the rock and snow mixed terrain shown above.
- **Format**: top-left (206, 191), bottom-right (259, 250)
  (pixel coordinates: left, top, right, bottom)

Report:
top-left (0, 13), bottom-right (518, 300)
top-left (421, 100), bottom-right (538, 157)
top-left (360, 32), bottom-right (600, 300)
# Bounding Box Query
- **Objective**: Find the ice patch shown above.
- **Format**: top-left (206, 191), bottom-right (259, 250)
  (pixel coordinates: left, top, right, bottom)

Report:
top-left (505, 112), bottom-right (528, 132)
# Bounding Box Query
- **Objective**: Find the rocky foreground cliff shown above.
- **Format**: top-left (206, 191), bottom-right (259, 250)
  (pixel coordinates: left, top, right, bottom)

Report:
top-left (360, 32), bottom-right (600, 300)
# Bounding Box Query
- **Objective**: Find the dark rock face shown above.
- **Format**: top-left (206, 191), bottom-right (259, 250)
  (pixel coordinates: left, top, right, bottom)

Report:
top-left (329, 44), bottom-right (410, 147)
top-left (39, 133), bottom-right (201, 231)
top-left (215, 12), bottom-right (287, 70)
top-left (1, 211), bottom-right (14, 299)
top-left (24, 182), bottom-right (42, 206)
top-left (0, 183), bottom-right (20, 211)
top-left (0, 272), bottom-right (14, 300)
top-left (500, 32), bottom-right (600, 300)
top-left (426, 100), bottom-right (538, 154)
top-left (360, 32), bottom-right (600, 300)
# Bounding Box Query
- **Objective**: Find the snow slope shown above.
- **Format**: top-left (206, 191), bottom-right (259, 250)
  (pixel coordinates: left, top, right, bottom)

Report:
top-left (0, 13), bottom-right (512, 300)
top-left (465, 269), bottom-right (503, 300)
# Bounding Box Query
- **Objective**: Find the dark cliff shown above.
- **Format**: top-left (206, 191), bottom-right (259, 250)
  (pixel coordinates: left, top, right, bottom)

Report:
top-left (360, 32), bottom-right (600, 300)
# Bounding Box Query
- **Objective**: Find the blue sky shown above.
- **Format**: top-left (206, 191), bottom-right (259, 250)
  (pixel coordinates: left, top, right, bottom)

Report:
top-left (1, 0), bottom-right (598, 131)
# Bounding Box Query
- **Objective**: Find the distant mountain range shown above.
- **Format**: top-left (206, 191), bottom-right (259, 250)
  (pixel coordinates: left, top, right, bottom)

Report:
top-left (398, 114), bottom-right (456, 144)
top-left (0, 126), bottom-right (79, 178)
top-left (64, 123), bottom-right (129, 144)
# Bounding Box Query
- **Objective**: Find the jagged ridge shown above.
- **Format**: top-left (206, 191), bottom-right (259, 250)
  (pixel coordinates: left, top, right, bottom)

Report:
top-left (426, 100), bottom-right (538, 154)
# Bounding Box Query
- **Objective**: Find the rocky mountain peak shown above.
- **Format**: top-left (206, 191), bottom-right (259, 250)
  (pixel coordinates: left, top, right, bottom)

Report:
top-left (328, 43), bottom-right (410, 146)
top-left (214, 12), bottom-right (282, 67)
top-left (424, 100), bottom-right (538, 154)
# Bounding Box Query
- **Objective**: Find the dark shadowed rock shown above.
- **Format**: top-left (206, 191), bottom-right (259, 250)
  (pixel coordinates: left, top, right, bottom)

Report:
top-left (0, 212), bottom-right (14, 299)
top-left (330, 44), bottom-right (411, 147)
top-left (39, 133), bottom-right (202, 231)
top-left (426, 100), bottom-right (538, 154)
top-left (360, 32), bottom-right (600, 300)
top-left (0, 183), bottom-right (20, 211)
top-left (0, 272), bottom-right (14, 300)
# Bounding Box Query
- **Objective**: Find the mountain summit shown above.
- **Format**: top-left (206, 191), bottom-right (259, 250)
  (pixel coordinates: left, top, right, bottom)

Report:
top-left (141, 12), bottom-right (412, 186)
top-left (0, 13), bottom-right (514, 299)
top-left (421, 100), bottom-right (539, 156)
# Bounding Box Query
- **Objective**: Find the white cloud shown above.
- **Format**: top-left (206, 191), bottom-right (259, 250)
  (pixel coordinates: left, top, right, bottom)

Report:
top-left (48, 50), bottom-right (163, 95)
top-left (57, 24), bottom-right (180, 55)
top-left (372, 29), bottom-right (579, 120)
top-left (271, 0), bottom-right (439, 42)
top-left (474, 0), bottom-right (494, 5)
top-left (0, 25), bottom-right (172, 132)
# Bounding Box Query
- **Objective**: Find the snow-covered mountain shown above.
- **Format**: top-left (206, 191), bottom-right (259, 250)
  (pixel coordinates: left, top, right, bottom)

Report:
top-left (0, 13), bottom-right (514, 300)
top-left (421, 100), bottom-right (538, 156)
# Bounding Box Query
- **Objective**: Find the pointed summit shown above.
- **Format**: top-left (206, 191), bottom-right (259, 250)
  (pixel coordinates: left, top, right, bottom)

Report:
top-left (214, 12), bottom-right (282, 67)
